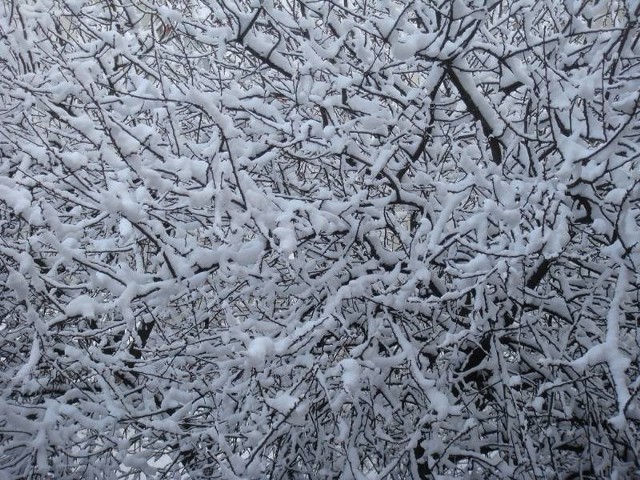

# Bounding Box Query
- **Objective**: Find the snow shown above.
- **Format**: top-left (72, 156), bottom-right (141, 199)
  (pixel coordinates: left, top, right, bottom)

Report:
top-left (570, 266), bottom-right (632, 428)
top-left (508, 375), bottom-right (522, 387)
top-left (65, 295), bottom-right (97, 318)
top-left (118, 217), bottom-right (133, 238)
top-left (246, 337), bottom-right (274, 369)
top-left (0, 183), bottom-right (31, 215)
top-left (265, 393), bottom-right (298, 414)
top-left (7, 270), bottom-right (29, 301)
top-left (14, 335), bottom-right (40, 386)
top-left (272, 226), bottom-right (297, 254)
top-left (61, 151), bottom-right (87, 170)
top-left (1, 1), bottom-right (638, 478)
top-left (530, 397), bottom-right (545, 413)
top-left (340, 358), bottom-right (361, 396)
top-left (230, 238), bottom-right (265, 266)
top-left (604, 188), bottom-right (627, 204)
top-left (591, 218), bottom-right (608, 234)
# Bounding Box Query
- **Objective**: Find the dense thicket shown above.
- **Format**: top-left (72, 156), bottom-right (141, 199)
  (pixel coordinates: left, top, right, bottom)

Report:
top-left (1, 0), bottom-right (639, 478)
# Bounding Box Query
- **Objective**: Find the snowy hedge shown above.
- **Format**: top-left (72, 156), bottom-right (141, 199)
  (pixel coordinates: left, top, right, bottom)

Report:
top-left (0, 0), bottom-right (639, 478)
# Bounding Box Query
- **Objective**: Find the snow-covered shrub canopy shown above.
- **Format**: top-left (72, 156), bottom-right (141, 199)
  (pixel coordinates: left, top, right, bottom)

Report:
top-left (1, 0), bottom-right (639, 478)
